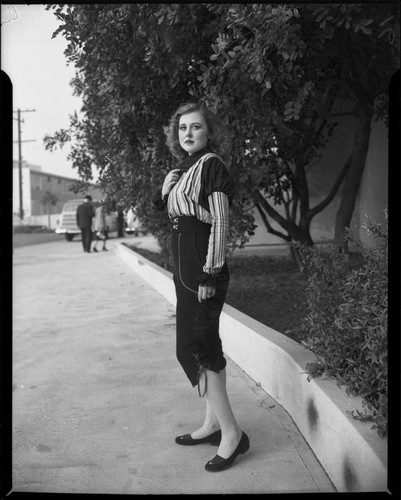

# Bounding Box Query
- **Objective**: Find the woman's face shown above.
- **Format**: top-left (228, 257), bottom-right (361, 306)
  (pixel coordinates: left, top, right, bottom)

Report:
top-left (178, 111), bottom-right (209, 155)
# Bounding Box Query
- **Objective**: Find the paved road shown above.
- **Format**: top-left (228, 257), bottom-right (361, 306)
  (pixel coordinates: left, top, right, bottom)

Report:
top-left (12, 232), bottom-right (65, 248)
top-left (12, 237), bottom-right (335, 494)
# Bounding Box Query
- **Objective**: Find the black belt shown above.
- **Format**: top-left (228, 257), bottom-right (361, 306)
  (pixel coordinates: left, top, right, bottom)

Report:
top-left (171, 216), bottom-right (211, 233)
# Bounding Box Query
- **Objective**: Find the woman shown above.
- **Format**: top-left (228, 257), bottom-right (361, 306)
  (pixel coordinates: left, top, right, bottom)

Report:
top-left (92, 201), bottom-right (108, 252)
top-left (159, 102), bottom-right (249, 472)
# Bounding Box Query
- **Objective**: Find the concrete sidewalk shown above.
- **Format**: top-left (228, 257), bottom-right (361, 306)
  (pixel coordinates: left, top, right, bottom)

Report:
top-left (12, 237), bottom-right (335, 494)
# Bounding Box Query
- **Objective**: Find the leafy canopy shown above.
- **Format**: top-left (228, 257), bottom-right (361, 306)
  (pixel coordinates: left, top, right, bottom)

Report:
top-left (45, 4), bottom-right (399, 256)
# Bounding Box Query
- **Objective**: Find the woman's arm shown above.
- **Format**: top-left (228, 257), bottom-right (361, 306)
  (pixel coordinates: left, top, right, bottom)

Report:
top-left (203, 191), bottom-right (230, 276)
top-left (198, 191), bottom-right (229, 301)
top-left (153, 169), bottom-right (183, 211)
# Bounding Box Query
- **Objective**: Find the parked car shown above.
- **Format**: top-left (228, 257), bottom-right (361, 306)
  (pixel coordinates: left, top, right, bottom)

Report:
top-left (55, 199), bottom-right (118, 241)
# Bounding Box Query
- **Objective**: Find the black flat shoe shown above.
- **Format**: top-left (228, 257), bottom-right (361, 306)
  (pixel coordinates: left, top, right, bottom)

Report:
top-left (205, 432), bottom-right (249, 472)
top-left (175, 430), bottom-right (221, 446)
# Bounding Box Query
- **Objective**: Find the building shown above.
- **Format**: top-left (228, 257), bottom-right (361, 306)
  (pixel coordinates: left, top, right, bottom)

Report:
top-left (13, 161), bottom-right (102, 228)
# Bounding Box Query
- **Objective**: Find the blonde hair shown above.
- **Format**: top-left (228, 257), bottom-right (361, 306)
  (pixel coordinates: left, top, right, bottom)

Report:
top-left (164, 102), bottom-right (232, 162)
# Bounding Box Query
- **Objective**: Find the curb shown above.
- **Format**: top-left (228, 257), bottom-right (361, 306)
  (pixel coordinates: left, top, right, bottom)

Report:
top-left (115, 242), bottom-right (387, 492)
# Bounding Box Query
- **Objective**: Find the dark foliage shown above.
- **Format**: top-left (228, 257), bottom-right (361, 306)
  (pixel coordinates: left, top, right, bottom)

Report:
top-left (296, 215), bottom-right (388, 437)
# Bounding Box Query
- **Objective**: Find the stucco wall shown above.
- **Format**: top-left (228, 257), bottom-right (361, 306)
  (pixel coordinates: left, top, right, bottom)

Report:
top-left (353, 119), bottom-right (388, 246)
top-left (13, 164), bottom-right (32, 218)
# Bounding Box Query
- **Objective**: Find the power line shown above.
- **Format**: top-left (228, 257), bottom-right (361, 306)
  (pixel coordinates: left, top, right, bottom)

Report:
top-left (13, 108), bottom-right (36, 220)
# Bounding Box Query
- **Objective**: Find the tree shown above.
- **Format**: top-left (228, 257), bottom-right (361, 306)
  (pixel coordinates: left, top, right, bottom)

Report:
top-left (196, 3), bottom-right (399, 258)
top-left (41, 191), bottom-right (58, 228)
top-left (193, 5), bottom-right (343, 263)
top-left (44, 4), bottom-right (399, 263)
top-left (307, 5), bottom-right (399, 251)
top-left (44, 4), bottom-right (250, 260)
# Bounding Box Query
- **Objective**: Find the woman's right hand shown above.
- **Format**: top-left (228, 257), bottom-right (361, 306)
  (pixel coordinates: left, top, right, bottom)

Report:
top-left (162, 169), bottom-right (182, 197)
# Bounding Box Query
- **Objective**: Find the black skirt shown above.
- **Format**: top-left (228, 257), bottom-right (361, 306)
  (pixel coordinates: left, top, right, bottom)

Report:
top-left (170, 216), bottom-right (229, 391)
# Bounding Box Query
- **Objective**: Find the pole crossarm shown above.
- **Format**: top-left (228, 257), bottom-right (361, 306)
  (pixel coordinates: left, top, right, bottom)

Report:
top-left (13, 109), bottom-right (36, 113)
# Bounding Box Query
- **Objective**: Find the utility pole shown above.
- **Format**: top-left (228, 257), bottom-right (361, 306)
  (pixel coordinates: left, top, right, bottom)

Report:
top-left (13, 108), bottom-right (36, 220)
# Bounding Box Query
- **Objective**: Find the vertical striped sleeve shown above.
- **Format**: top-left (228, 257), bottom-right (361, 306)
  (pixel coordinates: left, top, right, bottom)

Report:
top-left (203, 191), bottom-right (230, 274)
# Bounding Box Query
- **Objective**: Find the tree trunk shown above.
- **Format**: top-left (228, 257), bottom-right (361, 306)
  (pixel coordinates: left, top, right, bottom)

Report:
top-left (334, 101), bottom-right (373, 252)
top-left (288, 220), bottom-right (314, 270)
top-left (253, 180), bottom-right (314, 268)
top-left (47, 204), bottom-right (51, 229)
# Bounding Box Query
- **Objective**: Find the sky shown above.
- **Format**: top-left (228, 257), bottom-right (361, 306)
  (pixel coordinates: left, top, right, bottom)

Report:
top-left (2, 4), bottom-right (82, 179)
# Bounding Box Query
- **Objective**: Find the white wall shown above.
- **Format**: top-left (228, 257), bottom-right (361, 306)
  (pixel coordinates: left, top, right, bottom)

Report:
top-left (353, 119), bottom-right (388, 246)
top-left (13, 164), bottom-right (32, 220)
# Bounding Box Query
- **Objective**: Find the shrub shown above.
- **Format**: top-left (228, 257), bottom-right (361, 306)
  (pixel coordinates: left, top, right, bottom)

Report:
top-left (296, 213), bottom-right (388, 437)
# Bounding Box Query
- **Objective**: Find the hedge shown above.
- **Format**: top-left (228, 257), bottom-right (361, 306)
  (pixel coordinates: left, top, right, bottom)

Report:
top-left (296, 213), bottom-right (388, 437)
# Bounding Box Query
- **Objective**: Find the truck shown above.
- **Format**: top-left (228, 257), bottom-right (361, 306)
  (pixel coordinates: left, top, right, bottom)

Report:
top-left (55, 199), bottom-right (118, 241)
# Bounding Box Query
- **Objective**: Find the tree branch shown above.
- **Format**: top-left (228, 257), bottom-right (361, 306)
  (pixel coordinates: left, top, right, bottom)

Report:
top-left (255, 202), bottom-right (291, 242)
top-left (281, 157), bottom-right (299, 222)
top-left (251, 187), bottom-right (296, 236)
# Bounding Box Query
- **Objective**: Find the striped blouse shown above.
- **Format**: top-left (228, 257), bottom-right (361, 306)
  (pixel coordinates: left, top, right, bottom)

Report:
top-left (167, 150), bottom-right (234, 275)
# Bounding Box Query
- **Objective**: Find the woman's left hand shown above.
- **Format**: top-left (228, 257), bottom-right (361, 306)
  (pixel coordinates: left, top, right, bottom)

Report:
top-left (198, 285), bottom-right (216, 303)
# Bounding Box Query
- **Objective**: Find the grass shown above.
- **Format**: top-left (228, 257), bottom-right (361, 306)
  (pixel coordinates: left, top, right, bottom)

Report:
top-left (125, 244), bottom-right (308, 343)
